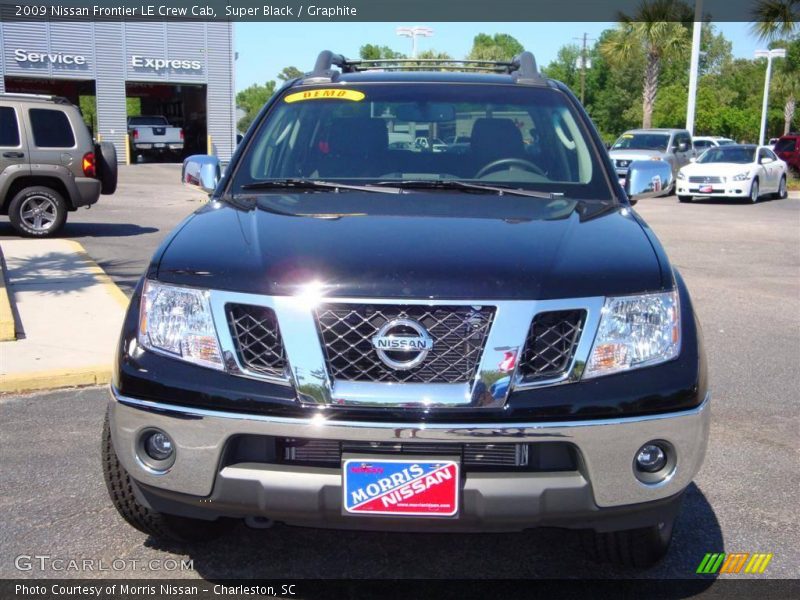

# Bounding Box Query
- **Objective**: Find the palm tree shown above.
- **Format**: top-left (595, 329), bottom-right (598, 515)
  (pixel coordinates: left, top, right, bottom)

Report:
top-left (750, 0), bottom-right (799, 41)
top-left (773, 71), bottom-right (800, 134)
top-left (751, 0), bottom-right (799, 135)
top-left (600, 0), bottom-right (690, 129)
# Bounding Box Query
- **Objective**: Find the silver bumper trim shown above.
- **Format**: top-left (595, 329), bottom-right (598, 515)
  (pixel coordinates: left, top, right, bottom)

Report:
top-left (109, 388), bottom-right (710, 508)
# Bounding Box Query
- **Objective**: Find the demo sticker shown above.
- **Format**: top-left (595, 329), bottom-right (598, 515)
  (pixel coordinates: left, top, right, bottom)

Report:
top-left (284, 89), bottom-right (365, 103)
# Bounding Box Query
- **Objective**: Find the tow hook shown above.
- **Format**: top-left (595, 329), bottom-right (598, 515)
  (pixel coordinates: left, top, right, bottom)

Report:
top-left (245, 516), bottom-right (274, 529)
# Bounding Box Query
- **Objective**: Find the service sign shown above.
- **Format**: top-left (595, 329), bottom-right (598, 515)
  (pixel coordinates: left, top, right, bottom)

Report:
top-left (343, 459), bottom-right (459, 517)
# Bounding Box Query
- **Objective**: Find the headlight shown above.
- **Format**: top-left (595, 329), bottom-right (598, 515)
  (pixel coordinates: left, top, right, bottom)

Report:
top-left (139, 280), bottom-right (223, 369)
top-left (584, 290), bottom-right (680, 379)
top-left (732, 171), bottom-right (751, 181)
top-left (677, 170), bottom-right (686, 180)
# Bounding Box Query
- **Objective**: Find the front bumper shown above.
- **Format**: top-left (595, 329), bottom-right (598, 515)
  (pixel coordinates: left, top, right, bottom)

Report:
top-left (677, 181), bottom-right (752, 197)
top-left (109, 388), bottom-right (710, 531)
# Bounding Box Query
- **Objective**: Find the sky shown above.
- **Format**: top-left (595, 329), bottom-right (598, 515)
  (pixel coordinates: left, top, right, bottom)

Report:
top-left (234, 21), bottom-right (761, 92)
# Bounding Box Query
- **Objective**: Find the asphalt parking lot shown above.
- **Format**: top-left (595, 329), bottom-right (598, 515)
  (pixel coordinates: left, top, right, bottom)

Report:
top-left (1, 165), bottom-right (798, 582)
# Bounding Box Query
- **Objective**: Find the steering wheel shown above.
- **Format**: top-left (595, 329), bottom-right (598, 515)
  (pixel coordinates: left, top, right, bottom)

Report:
top-left (475, 158), bottom-right (546, 179)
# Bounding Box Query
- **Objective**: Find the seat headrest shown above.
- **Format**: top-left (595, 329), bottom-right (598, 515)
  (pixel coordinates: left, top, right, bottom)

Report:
top-left (328, 117), bottom-right (388, 157)
top-left (470, 118), bottom-right (524, 158)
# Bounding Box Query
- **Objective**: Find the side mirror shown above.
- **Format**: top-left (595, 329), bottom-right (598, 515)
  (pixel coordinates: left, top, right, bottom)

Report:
top-left (677, 142), bottom-right (689, 152)
top-left (182, 155), bottom-right (221, 194)
top-left (759, 156), bottom-right (773, 164)
top-left (689, 157), bottom-right (697, 163)
top-left (625, 160), bottom-right (673, 204)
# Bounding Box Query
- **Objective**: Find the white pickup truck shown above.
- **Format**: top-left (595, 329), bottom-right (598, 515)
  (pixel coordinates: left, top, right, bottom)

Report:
top-left (127, 115), bottom-right (183, 161)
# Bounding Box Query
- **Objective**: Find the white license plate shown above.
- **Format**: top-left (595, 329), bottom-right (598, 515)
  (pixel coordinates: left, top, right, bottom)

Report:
top-left (154, 143), bottom-right (165, 148)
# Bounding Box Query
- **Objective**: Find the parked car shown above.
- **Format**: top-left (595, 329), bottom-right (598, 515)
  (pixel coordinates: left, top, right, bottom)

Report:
top-left (676, 144), bottom-right (788, 203)
top-left (692, 136), bottom-right (734, 151)
top-left (609, 128), bottom-right (694, 193)
top-left (103, 50), bottom-right (708, 568)
top-left (127, 115), bottom-right (183, 161)
top-left (0, 93), bottom-right (117, 236)
top-left (774, 133), bottom-right (800, 173)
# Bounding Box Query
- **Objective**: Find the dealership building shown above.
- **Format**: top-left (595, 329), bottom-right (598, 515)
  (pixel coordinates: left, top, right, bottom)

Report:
top-left (0, 20), bottom-right (237, 162)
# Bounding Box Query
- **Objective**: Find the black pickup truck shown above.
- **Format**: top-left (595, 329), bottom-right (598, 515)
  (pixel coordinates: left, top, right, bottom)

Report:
top-left (103, 51), bottom-right (709, 568)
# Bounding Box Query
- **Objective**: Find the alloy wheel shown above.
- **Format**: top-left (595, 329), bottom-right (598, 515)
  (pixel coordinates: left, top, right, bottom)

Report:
top-left (19, 195), bottom-right (58, 232)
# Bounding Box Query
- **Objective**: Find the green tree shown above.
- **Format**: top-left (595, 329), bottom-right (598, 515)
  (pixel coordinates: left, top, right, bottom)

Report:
top-left (277, 66), bottom-right (303, 82)
top-left (541, 44), bottom-right (582, 90)
top-left (359, 44), bottom-right (405, 60)
top-left (600, 0), bottom-right (690, 128)
top-left (236, 81), bottom-right (276, 132)
top-left (467, 33), bottom-right (524, 61)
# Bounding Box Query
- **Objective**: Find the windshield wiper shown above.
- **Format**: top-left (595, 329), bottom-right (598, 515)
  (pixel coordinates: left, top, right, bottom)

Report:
top-left (240, 179), bottom-right (402, 194)
top-left (376, 179), bottom-right (562, 200)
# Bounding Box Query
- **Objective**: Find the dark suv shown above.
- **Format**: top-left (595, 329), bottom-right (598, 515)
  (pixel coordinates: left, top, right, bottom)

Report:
top-left (0, 93), bottom-right (117, 236)
top-left (774, 133), bottom-right (800, 173)
top-left (103, 51), bottom-right (709, 568)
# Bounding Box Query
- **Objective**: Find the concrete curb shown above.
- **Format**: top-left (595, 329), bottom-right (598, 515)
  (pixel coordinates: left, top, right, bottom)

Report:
top-left (0, 366), bottom-right (113, 394)
top-left (0, 240), bottom-right (129, 394)
top-left (0, 247), bottom-right (14, 341)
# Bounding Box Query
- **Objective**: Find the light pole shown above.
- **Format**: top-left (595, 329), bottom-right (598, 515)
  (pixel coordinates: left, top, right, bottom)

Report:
top-left (685, 0), bottom-right (703, 136)
top-left (396, 26), bottom-right (433, 58)
top-left (755, 48), bottom-right (786, 145)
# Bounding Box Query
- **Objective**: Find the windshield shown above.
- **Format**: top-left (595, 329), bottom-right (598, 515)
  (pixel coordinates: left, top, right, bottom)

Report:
top-left (612, 132), bottom-right (670, 152)
top-left (231, 84), bottom-right (612, 200)
top-left (129, 116), bottom-right (169, 126)
top-left (774, 138), bottom-right (796, 152)
top-left (697, 146), bottom-right (755, 164)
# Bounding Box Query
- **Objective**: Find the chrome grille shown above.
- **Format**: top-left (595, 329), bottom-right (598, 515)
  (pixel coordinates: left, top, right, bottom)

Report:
top-left (315, 304), bottom-right (495, 383)
top-left (227, 303), bottom-right (288, 378)
top-left (282, 439), bottom-right (527, 468)
top-left (518, 310), bottom-right (585, 382)
top-left (689, 175), bottom-right (723, 183)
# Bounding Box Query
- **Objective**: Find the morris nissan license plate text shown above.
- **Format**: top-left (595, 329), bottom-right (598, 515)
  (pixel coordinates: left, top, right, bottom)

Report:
top-left (342, 459), bottom-right (459, 517)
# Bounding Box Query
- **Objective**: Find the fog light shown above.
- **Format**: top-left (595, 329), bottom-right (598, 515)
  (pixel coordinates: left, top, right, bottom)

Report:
top-left (144, 431), bottom-right (174, 461)
top-left (635, 443), bottom-right (667, 473)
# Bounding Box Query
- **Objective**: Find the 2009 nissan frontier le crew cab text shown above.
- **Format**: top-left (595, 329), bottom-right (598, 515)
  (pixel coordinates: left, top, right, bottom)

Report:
top-left (102, 50), bottom-right (709, 568)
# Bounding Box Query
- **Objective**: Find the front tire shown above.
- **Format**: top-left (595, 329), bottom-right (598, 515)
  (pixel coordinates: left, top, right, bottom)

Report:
top-left (678, 195), bottom-right (692, 203)
top-left (8, 186), bottom-right (67, 237)
top-left (581, 519), bottom-right (675, 568)
top-left (102, 413), bottom-right (227, 543)
top-left (749, 179), bottom-right (760, 203)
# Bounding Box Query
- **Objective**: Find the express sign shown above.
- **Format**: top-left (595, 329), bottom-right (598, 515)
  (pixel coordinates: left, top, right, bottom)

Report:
top-left (130, 55), bottom-right (202, 71)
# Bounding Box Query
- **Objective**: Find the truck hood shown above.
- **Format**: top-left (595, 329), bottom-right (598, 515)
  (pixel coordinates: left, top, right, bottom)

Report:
top-left (679, 161), bottom-right (755, 177)
top-left (609, 149), bottom-right (669, 162)
top-left (155, 193), bottom-right (667, 300)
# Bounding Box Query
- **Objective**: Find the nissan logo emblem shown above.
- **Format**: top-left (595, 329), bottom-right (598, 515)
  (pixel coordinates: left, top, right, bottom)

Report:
top-left (371, 319), bottom-right (434, 370)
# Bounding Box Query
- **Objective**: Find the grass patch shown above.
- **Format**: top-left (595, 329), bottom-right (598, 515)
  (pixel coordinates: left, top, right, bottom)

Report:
top-left (788, 174), bottom-right (800, 192)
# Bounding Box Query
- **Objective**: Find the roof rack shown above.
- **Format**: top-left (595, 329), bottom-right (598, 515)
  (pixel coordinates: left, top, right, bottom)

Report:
top-left (304, 50), bottom-right (545, 85)
top-left (0, 92), bottom-right (71, 104)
